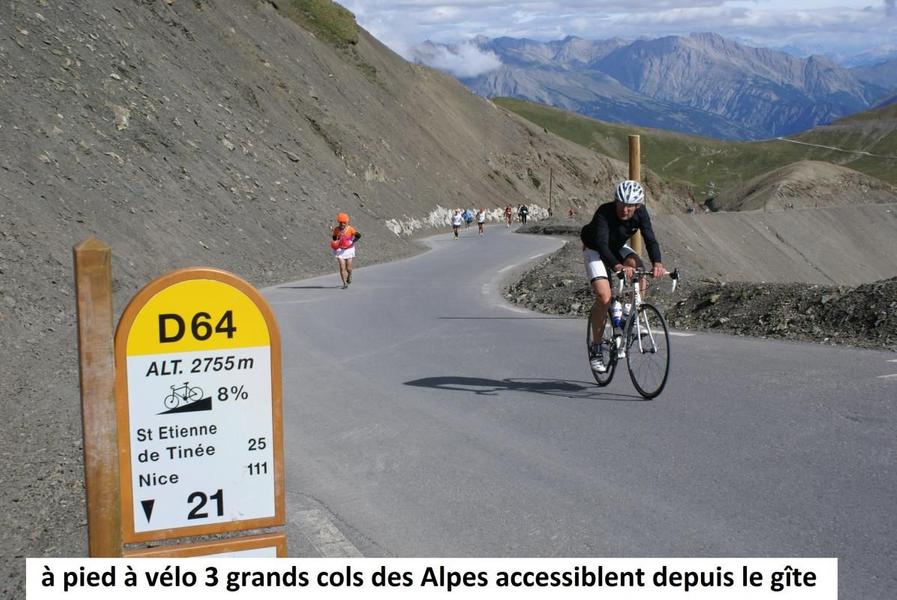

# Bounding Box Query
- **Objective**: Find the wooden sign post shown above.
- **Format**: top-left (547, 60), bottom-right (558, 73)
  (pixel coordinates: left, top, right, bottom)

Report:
top-left (628, 134), bottom-right (644, 256)
top-left (73, 239), bottom-right (122, 557)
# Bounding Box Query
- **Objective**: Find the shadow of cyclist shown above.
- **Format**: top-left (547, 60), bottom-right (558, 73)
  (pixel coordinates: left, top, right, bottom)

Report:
top-left (404, 376), bottom-right (643, 401)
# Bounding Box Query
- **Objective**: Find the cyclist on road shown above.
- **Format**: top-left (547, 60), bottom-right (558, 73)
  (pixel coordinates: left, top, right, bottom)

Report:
top-left (331, 212), bottom-right (361, 289)
top-left (581, 180), bottom-right (664, 373)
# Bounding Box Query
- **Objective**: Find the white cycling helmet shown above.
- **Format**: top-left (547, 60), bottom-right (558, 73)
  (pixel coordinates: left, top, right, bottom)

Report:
top-left (615, 180), bottom-right (645, 205)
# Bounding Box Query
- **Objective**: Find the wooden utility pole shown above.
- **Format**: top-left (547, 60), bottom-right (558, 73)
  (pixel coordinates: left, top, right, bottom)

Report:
top-left (73, 238), bottom-right (122, 557)
top-left (548, 167), bottom-right (553, 216)
top-left (628, 135), bottom-right (644, 256)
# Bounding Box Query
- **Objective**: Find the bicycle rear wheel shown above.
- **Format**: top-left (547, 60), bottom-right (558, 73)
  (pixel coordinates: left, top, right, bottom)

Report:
top-left (625, 303), bottom-right (670, 399)
top-left (587, 310), bottom-right (616, 385)
top-left (163, 393), bottom-right (179, 409)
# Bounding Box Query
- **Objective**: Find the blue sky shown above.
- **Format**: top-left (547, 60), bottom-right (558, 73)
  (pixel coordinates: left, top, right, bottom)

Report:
top-left (339, 1), bottom-right (897, 61)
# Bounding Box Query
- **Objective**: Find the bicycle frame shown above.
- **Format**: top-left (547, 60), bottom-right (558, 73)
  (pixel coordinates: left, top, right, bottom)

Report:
top-left (169, 382), bottom-right (190, 399)
top-left (616, 276), bottom-right (654, 354)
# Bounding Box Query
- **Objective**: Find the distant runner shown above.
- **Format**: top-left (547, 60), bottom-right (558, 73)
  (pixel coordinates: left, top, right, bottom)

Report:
top-left (463, 208), bottom-right (474, 229)
top-left (451, 209), bottom-right (463, 239)
top-left (331, 212), bottom-right (361, 289)
top-left (504, 205), bottom-right (513, 228)
top-left (476, 208), bottom-right (486, 236)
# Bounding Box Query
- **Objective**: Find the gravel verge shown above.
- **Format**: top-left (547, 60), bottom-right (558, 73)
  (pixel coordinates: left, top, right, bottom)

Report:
top-left (505, 233), bottom-right (897, 352)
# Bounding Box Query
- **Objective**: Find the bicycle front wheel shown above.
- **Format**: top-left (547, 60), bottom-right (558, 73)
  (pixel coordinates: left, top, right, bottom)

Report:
top-left (587, 310), bottom-right (616, 385)
top-left (186, 386), bottom-right (204, 403)
top-left (625, 303), bottom-right (670, 399)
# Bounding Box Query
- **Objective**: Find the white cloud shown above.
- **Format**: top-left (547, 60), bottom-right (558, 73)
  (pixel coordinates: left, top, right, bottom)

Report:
top-left (411, 42), bottom-right (503, 78)
top-left (340, 1), bottom-right (897, 57)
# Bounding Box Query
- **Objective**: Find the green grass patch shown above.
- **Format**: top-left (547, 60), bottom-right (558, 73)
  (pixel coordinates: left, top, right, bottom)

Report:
top-left (272, 0), bottom-right (379, 82)
top-left (834, 103), bottom-right (897, 123)
top-left (495, 97), bottom-right (897, 192)
top-left (277, 0), bottom-right (359, 47)
top-left (353, 54), bottom-right (378, 83)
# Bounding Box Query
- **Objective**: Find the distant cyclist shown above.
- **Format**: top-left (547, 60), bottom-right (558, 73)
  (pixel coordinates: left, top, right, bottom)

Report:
top-left (581, 180), bottom-right (665, 373)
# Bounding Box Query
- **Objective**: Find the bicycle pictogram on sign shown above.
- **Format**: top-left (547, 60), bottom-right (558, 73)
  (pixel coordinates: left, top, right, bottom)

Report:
top-left (163, 382), bottom-right (204, 409)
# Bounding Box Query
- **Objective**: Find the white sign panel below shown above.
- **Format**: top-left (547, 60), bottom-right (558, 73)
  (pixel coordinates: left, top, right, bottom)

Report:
top-left (125, 347), bottom-right (274, 532)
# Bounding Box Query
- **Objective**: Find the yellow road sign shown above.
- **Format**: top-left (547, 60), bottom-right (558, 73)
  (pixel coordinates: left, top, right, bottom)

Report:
top-left (115, 268), bottom-right (284, 543)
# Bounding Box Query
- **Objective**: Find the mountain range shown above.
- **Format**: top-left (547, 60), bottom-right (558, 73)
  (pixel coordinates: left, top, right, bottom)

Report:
top-left (414, 33), bottom-right (897, 140)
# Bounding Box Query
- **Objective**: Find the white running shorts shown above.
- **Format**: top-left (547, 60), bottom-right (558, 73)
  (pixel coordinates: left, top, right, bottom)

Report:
top-left (333, 246), bottom-right (356, 259)
top-left (583, 245), bottom-right (634, 281)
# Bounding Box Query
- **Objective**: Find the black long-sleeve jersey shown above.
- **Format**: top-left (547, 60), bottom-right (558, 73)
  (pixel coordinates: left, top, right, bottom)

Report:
top-left (580, 202), bottom-right (662, 267)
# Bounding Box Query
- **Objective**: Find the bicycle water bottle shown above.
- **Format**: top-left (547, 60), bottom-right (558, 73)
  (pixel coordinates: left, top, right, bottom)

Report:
top-left (610, 300), bottom-right (623, 328)
top-left (623, 302), bottom-right (632, 319)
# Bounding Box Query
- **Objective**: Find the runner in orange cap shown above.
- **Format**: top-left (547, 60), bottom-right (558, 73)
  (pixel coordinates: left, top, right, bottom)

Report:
top-left (331, 213), bottom-right (361, 288)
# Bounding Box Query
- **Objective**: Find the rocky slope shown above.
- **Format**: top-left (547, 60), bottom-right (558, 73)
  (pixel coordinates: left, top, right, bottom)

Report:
top-left (851, 57), bottom-right (897, 93)
top-left (505, 234), bottom-right (897, 352)
top-left (2, 2), bottom-right (695, 597)
top-left (516, 200), bottom-right (897, 287)
top-left (715, 161), bottom-right (897, 211)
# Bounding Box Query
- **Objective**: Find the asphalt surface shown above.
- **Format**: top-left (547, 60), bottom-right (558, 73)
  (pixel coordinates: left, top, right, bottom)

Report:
top-left (265, 226), bottom-right (896, 599)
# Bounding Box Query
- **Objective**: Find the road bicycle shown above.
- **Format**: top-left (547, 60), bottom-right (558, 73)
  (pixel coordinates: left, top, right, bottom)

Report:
top-left (163, 382), bottom-right (204, 409)
top-left (587, 268), bottom-right (680, 399)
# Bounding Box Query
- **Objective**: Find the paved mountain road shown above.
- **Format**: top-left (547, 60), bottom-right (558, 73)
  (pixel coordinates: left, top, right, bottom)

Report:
top-left (265, 227), bottom-right (896, 599)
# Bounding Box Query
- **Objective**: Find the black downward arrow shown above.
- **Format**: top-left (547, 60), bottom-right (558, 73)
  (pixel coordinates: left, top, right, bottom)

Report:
top-left (141, 500), bottom-right (155, 522)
